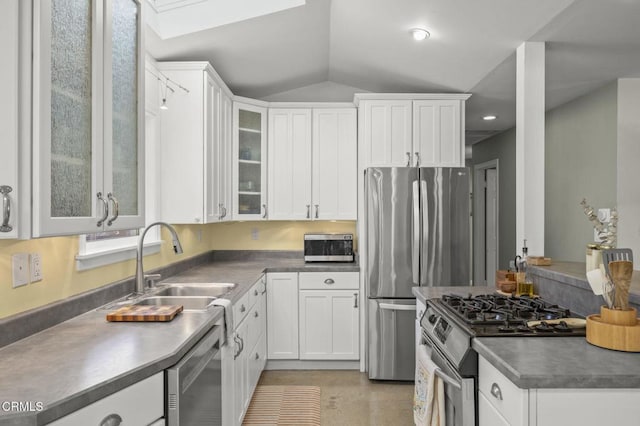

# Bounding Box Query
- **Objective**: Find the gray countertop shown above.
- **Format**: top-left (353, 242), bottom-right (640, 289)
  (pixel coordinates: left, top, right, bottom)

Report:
top-left (412, 285), bottom-right (640, 390)
top-left (0, 254), bottom-right (358, 425)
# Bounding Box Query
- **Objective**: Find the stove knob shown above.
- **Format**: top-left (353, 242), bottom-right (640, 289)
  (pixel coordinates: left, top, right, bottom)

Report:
top-left (428, 314), bottom-right (438, 324)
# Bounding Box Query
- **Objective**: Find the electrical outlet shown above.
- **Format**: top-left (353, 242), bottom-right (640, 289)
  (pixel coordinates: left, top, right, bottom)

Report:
top-left (12, 253), bottom-right (29, 288)
top-left (30, 253), bottom-right (43, 283)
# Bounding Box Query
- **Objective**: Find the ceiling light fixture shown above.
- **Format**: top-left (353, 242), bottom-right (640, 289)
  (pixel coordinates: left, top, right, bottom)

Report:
top-left (410, 28), bottom-right (430, 41)
top-left (482, 115), bottom-right (497, 121)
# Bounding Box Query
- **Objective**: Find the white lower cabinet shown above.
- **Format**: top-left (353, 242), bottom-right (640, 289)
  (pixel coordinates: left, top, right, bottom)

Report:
top-left (266, 273), bottom-right (300, 359)
top-left (49, 373), bottom-right (163, 426)
top-left (222, 276), bottom-right (267, 426)
top-left (478, 355), bottom-right (640, 426)
top-left (298, 272), bottom-right (360, 360)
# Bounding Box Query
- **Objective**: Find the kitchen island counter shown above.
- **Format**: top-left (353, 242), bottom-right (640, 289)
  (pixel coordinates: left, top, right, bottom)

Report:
top-left (412, 286), bottom-right (640, 390)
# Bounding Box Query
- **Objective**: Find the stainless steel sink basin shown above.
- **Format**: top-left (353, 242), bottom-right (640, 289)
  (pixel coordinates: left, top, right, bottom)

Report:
top-left (135, 296), bottom-right (216, 310)
top-left (153, 283), bottom-right (237, 298)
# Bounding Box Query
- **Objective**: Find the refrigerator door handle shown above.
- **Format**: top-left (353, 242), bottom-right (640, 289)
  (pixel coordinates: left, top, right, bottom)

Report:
top-left (379, 303), bottom-right (417, 311)
top-left (420, 179), bottom-right (428, 286)
top-left (412, 179), bottom-right (420, 285)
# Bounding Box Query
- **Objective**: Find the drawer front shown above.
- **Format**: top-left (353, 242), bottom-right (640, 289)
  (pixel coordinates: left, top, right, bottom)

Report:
top-left (234, 291), bottom-right (250, 326)
top-left (478, 356), bottom-right (527, 426)
top-left (247, 293), bottom-right (266, 351)
top-left (248, 275), bottom-right (266, 308)
top-left (299, 272), bottom-right (359, 290)
top-left (50, 373), bottom-right (163, 425)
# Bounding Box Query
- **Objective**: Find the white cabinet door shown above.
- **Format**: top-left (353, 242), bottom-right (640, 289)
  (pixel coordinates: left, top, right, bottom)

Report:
top-left (268, 108), bottom-right (312, 220)
top-left (478, 391), bottom-right (510, 426)
top-left (413, 100), bottom-right (464, 167)
top-left (33, 0), bottom-right (144, 236)
top-left (299, 290), bottom-right (359, 360)
top-left (49, 372), bottom-right (163, 426)
top-left (312, 108), bottom-right (357, 220)
top-left (0, 0), bottom-right (23, 239)
top-left (267, 273), bottom-right (299, 359)
top-left (359, 100), bottom-right (412, 168)
top-left (233, 102), bottom-right (268, 220)
top-left (159, 63), bottom-right (231, 224)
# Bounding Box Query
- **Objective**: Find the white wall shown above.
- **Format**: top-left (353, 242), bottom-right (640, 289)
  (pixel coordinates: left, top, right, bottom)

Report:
top-left (616, 79), bottom-right (640, 257)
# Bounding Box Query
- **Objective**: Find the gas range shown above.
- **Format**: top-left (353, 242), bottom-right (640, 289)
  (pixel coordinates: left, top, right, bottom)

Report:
top-left (420, 293), bottom-right (586, 375)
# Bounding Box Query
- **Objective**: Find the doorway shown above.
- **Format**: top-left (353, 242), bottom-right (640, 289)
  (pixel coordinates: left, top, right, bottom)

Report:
top-left (473, 160), bottom-right (499, 286)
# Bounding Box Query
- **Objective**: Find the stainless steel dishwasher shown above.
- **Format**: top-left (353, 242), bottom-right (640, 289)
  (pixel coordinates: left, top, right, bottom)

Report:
top-left (167, 326), bottom-right (222, 425)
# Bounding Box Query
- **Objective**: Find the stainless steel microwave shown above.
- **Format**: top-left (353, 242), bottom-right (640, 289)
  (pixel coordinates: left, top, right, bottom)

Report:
top-left (304, 233), bottom-right (354, 262)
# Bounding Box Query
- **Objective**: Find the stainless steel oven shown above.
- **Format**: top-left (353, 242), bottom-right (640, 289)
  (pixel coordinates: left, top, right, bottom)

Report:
top-left (167, 326), bottom-right (222, 425)
top-left (420, 331), bottom-right (476, 426)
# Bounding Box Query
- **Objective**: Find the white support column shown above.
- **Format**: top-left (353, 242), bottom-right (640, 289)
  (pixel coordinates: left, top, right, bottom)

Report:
top-left (516, 42), bottom-right (545, 256)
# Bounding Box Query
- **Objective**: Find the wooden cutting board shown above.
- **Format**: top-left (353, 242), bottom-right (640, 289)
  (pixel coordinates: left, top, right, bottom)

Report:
top-left (106, 305), bottom-right (183, 322)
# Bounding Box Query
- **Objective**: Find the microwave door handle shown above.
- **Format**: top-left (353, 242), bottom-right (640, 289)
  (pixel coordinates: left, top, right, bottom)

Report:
top-left (412, 180), bottom-right (420, 285)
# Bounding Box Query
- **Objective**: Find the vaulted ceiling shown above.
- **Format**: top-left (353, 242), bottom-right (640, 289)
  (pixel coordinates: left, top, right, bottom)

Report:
top-left (146, 0), bottom-right (640, 144)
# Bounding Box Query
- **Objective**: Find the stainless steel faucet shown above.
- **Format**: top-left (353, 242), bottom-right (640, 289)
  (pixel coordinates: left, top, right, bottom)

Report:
top-left (135, 221), bottom-right (184, 295)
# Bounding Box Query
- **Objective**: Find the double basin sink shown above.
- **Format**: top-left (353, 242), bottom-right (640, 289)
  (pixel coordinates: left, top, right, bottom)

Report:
top-left (109, 282), bottom-right (237, 311)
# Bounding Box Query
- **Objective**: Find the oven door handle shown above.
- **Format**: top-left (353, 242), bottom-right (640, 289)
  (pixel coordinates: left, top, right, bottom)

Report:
top-left (379, 303), bottom-right (416, 311)
top-left (434, 367), bottom-right (462, 390)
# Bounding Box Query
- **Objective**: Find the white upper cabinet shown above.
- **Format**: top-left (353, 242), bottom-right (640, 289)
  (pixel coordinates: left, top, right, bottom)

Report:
top-left (158, 62), bottom-right (232, 224)
top-left (0, 0), bottom-right (29, 239)
top-left (359, 99), bottom-right (412, 167)
top-left (233, 101), bottom-right (268, 220)
top-left (32, 0), bottom-right (145, 236)
top-left (413, 99), bottom-right (465, 167)
top-left (312, 108), bottom-right (357, 220)
top-left (268, 108), bottom-right (313, 220)
top-left (267, 105), bottom-right (357, 221)
top-left (357, 94), bottom-right (470, 169)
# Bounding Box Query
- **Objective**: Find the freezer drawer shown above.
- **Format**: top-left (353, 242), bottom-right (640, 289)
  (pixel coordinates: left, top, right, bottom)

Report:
top-left (368, 298), bottom-right (416, 381)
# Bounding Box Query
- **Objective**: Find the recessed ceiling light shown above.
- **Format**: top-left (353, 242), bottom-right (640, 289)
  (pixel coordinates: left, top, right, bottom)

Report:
top-left (482, 115), bottom-right (497, 121)
top-left (410, 28), bottom-right (430, 41)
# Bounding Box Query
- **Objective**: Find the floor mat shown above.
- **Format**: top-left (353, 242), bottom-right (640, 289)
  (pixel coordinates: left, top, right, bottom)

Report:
top-left (243, 385), bottom-right (321, 425)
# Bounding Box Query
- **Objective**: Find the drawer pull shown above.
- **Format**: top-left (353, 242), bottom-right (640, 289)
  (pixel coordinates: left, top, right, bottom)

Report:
top-left (353, 292), bottom-right (358, 308)
top-left (254, 289), bottom-right (259, 296)
top-left (255, 352), bottom-right (260, 360)
top-left (254, 311), bottom-right (259, 318)
top-left (490, 382), bottom-right (503, 400)
top-left (99, 413), bottom-right (123, 426)
top-left (324, 278), bottom-right (335, 285)
top-left (240, 304), bottom-right (246, 313)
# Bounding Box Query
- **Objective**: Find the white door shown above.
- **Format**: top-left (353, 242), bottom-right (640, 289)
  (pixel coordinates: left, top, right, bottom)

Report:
top-left (312, 108), bottom-right (357, 220)
top-left (299, 290), bottom-right (359, 360)
top-left (266, 273), bottom-right (299, 359)
top-left (268, 108), bottom-right (312, 220)
top-left (359, 100), bottom-right (412, 167)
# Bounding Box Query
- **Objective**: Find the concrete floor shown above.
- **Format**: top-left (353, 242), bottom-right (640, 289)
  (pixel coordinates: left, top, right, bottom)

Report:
top-left (257, 370), bottom-right (415, 425)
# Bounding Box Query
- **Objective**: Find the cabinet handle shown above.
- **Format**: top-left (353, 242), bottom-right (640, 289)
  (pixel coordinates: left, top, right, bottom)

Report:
top-left (240, 304), bottom-right (246, 313)
top-left (0, 186), bottom-right (13, 232)
top-left (222, 205), bottom-right (227, 218)
top-left (255, 352), bottom-right (260, 360)
top-left (261, 280), bottom-right (267, 294)
top-left (106, 193), bottom-right (119, 226)
top-left (306, 204), bottom-right (310, 219)
top-left (490, 383), bottom-right (503, 401)
top-left (219, 203), bottom-right (224, 220)
top-left (315, 204), bottom-right (319, 219)
top-left (324, 278), bottom-right (335, 285)
top-left (406, 152), bottom-right (411, 166)
top-left (254, 289), bottom-right (259, 296)
top-left (96, 192), bottom-right (109, 227)
top-left (99, 413), bottom-right (123, 426)
top-left (415, 152), bottom-right (420, 167)
top-left (354, 292), bottom-right (358, 308)
top-left (262, 204), bottom-right (267, 219)
top-left (254, 311), bottom-right (259, 318)
top-left (233, 335), bottom-right (242, 359)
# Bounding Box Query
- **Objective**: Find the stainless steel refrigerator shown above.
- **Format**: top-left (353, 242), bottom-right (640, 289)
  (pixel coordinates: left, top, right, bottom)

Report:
top-left (366, 167), bottom-right (471, 380)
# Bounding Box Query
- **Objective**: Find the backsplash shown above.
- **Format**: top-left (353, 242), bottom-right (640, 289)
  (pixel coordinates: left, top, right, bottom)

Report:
top-left (0, 221), bottom-right (355, 319)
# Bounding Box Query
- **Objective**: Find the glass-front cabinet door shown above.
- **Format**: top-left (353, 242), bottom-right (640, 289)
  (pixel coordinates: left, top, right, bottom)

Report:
top-left (233, 102), bottom-right (267, 220)
top-left (33, 0), bottom-right (144, 237)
